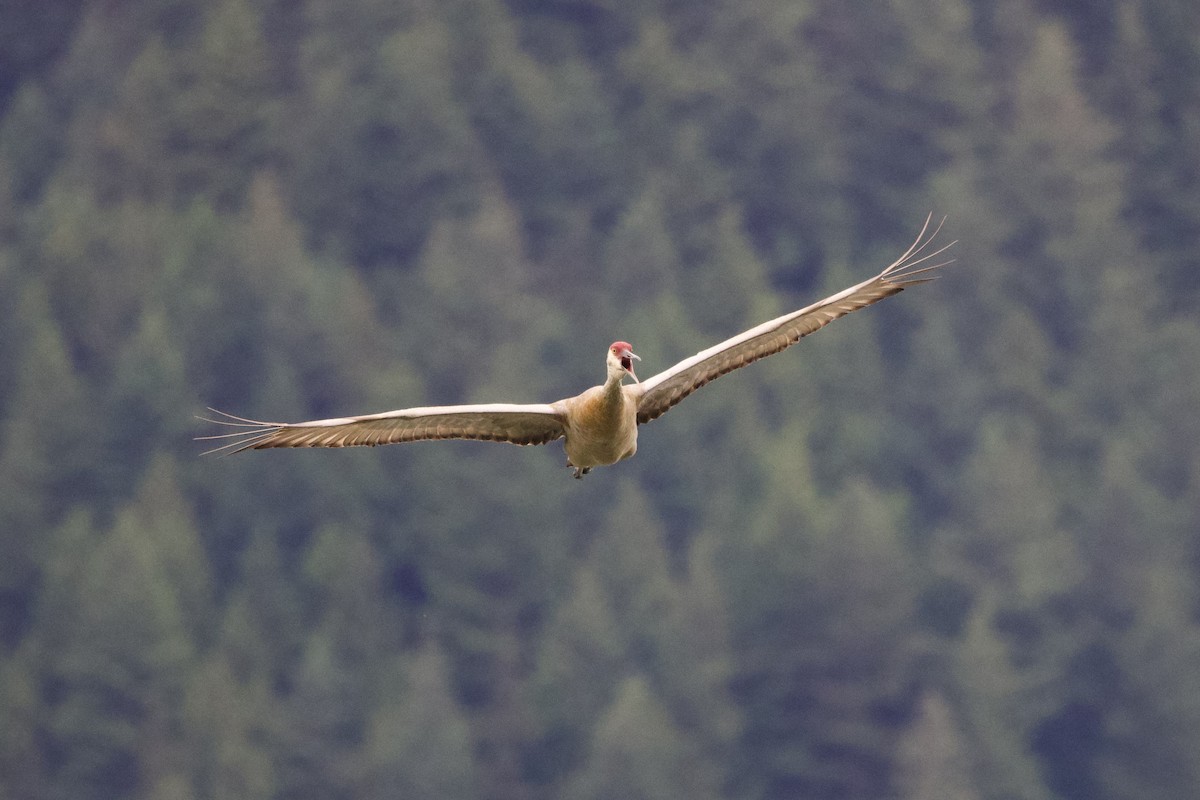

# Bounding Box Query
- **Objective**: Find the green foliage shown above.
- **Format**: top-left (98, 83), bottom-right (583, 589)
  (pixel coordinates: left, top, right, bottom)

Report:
top-left (525, 483), bottom-right (740, 793)
top-left (0, 284), bottom-right (93, 614)
top-left (2, 2), bottom-right (1200, 800)
top-left (726, 480), bottom-right (919, 800)
top-left (0, 0), bottom-right (85, 111)
top-left (0, 83), bottom-right (64, 201)
top-left (288, 9), bottom-right (484, 266)
top-left (32, 507), bottom-right (196, 800)
top-left (182, 653), bottom-right (276, 799)
top-left (895, 690), bottom-right (981, 800)
top-left (361, 646), bottom-right (479, 800)
top-left (77, 0), bottom-right (274, 208)
top-left (565, 675), bottom-right (722, 800)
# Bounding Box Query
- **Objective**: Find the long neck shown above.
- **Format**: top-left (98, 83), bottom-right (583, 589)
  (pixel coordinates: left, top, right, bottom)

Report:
top-left (599, 358), bottom-right (632, 407)
top-left (603, 368), bottom-right (626, 395)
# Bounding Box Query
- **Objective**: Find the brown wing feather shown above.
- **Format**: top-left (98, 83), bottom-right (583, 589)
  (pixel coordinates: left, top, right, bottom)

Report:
top-left (633, 215), bottom-right (954, 424)
top-left (197, 403), bottom-right (566, 455)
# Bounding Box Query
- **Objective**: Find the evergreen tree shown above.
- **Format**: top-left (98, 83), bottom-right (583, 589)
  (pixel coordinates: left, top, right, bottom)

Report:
top-left (301, 523), bottom-right (400, 685)
top-left (275, 522), bottom-right (409, 800)
top-left (84, 0), bottom-right (273, 208)
top-left (0, 82), bottom-right (65, 202)
top-left (1072, 439), bottom-right (1200, 800)
top-left (104, 304), bottom-right (192, 494)
top-left (525, 565), bottom-right (625, 785)
top-left (273, 632), bottom-right (364, 800)
top-left (895, 690), bottom-right (981, 800)
top-left (656, 532), bottom-right (743, 765)
top-left (361, 646), bottom-right (479, 800)
top-left (804, 0), bottom-right (985, 238)
top-left (1098, 2), bottom-right (1200, 308)
top-left (288, 8), bottom-right (483, 267)
top-left (119, 455), bottom-right (214, 643)
top-left (949, 593), bottom-right (1057, 800)
top-left (678, 0), bottom-right (841, 269)
top-left (449, 0), bottom-right (629, 263)
top-left (526, 486), bottom-right (740, 793)
top-left (1, 4), bottom-right (1199, 799)
top-left (727, 480), bottom-right (918, 800)
top-left (0, 284), bottom-right (92, 625)
top-left (0, 647), bottom-right (43, 798)
top-left (34, 506), bottom-right (195, 800)
top-left (0, 0), bottom-right (85, 111)
top-left (217, 524), bottom-right (306, 692)
top-left (182, 653), bottom-right (277, 800)
top-left (940, 418), bottom-right (1098, 800)
top-left (564, 675), bottom-right (721, 800)
top-left (596, 176), bottom-right (683, 323)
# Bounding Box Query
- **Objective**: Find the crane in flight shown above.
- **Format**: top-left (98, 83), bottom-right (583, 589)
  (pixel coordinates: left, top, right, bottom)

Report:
top-left (199, 215), bottom-right (953, 478)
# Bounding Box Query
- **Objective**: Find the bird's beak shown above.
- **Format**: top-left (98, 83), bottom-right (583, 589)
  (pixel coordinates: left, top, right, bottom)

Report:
top-left (626, 352), bottom-right (641, 383)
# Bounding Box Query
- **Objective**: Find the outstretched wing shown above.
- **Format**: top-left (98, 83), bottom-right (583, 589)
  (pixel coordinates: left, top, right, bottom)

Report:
top-left (198, 403), bottom-right (566, 455)
top-left (633, 214), bottom-right (954, 424)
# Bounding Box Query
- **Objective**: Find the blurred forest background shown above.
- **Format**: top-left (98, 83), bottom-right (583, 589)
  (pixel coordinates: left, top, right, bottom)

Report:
top-left (1, 0), bottom-right (1199, 798)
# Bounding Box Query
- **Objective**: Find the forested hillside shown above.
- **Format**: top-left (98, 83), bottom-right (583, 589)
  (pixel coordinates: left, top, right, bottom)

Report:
top-left (1, 1), bottom-right (1199, 798)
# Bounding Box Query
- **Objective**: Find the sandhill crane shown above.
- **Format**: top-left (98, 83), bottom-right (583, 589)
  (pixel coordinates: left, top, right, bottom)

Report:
top-left (199, 215), bottom-right (953, 478)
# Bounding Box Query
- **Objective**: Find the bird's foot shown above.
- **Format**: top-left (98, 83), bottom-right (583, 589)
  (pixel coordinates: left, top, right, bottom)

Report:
top-left (571, 466), bottom-right (591, 479)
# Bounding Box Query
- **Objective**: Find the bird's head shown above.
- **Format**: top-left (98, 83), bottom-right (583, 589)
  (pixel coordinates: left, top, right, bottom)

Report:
top-left (606, 341), bottom-right (640, 383)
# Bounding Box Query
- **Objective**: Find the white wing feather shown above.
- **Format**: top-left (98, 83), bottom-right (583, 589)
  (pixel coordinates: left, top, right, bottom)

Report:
top-left (198, 403), bottom-right (566, 455)
top-left (632, 214), bottom-right (954, 423)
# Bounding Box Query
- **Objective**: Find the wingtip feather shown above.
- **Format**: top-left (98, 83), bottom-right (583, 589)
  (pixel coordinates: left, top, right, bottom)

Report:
top-left (195, 407), bottom-right (284, 455)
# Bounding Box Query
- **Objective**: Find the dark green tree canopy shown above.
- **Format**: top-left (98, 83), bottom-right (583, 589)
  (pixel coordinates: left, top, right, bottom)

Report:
top-left (1, 2), bottom-right (1199, 800)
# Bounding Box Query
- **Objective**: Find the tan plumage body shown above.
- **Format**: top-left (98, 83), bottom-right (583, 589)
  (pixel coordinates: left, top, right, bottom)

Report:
top-left (199, 216), bottom-right (954, 478)
top-left (553, 364), bottom-right (641, 476)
